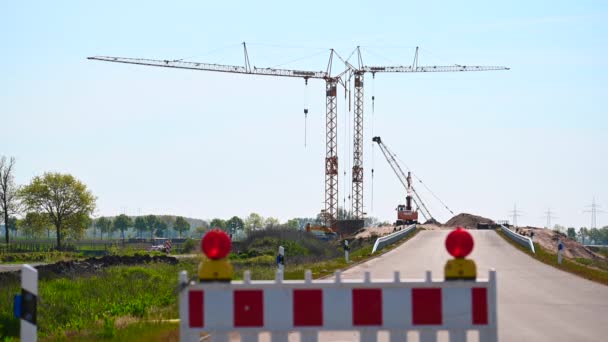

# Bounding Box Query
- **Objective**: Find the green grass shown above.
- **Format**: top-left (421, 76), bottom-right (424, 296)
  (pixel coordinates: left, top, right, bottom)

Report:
top-left (495, 229), bottom-right (608, 286)
top-left (0, 261), bottom-right (199, 341)
top-left (0, 251), bottom-right (83, 263)
top-left (0, 228), bottom-right (421, 341)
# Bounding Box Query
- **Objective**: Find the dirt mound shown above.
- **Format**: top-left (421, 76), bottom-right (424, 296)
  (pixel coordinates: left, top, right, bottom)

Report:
top-left (444, 213), bottom-right (495, 229)
top-left (354, 225), bottom-right (397, 239)
top-left (518, 228), bottom-right (604, 260)
top-left (34, 254), bottom-right (178, 278)
top-left (424, 218), bottom-right (442, 225)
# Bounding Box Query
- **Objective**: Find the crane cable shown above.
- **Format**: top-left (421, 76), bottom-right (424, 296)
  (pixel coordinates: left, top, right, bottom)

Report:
top-left (303, 79), bottom-right (309, 148)
top-left (392, 152), bottom-right (455, 215)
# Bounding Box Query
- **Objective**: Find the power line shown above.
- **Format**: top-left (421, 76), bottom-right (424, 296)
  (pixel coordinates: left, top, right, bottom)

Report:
top-left (508, 203), bottom-right (523, 227)
top-left (584, 197), bottom-right (605, 229)
top-left (542, 208), bottom-right (558, 229)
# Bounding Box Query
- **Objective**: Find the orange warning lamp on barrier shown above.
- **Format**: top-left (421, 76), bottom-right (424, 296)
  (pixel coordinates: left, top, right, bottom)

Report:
top-left (444, 227), bottom-right (477, 280)
top-left (198, 229), bottom-right (233, 282)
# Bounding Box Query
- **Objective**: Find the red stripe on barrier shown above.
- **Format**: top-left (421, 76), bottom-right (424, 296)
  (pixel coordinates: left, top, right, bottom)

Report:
top-left (293, 289), bottom-right (323, 326)
top-left (188, 290), bottom-right (204, 328)
top-left (472, 287), bottom-right (488, 325)
top-left (352, 289), bottom-right (383, 326)
top-left (412, 288), bottom-right (442, 325)
top-left (234, 290), bottom-right (264, 327)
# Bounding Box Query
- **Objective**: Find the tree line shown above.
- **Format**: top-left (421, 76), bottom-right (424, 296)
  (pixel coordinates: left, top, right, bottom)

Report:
top-left (563, 226), bottom-right (608, 245)
top-left (91, 215), bottom-right (191, 240)
top-left (0, 155), bottom-right (343, 249)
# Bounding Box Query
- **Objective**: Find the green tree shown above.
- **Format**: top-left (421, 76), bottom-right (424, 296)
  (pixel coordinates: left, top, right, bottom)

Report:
top-left (553, 224), bottom-right (565, 234)
top-left (134, 216), bottom-right (147, 238)
top-left (144, 215), bottom-right (158, 239)
top-left (226, 216), bottom-right (244, 233)
top-left (589, 228), bottom-right (601, 244)
top-left (264, 217), bottom-right (280, 229)
top-left (95, 217), bottom-right (112, 240)
top-left (20, 212), bottom-right (51, 238)
top-left (1, 156), bottom-right (20, 244)
top-left (578, 227), bottom-right (589, 244)
top-left (113, 214), bottom-right (133, 241)
top-left (7, 216), bottom-right (18, 238)
top-left (210, 218), bottom-right (226, 230)
top-left (194, 225), bottom-right (207, 237)
top-left (20, 172), bottom-right (96, 249)
top-left (174, 216), bottom-right (191, 237)
top-left (285, 218), bottom-right (299, 229)
top-left (154, 220), bottom-right (168, 238)
top-left (64, 212), bottom-right (91, 240)
top-left (567, 227), bottom-right (576, 240)
top-left (601, 227), bottom-right (608, 245)
top-left (245, 213), bottom-right (264, 231)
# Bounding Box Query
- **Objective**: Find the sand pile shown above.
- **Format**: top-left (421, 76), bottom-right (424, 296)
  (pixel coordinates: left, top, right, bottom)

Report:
top-left (444, 213), bottom-right (495, 229)
top-left (518, 228), bottom-right (603, 260)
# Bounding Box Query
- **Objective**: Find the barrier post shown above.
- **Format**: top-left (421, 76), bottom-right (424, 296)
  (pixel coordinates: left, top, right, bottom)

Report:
top-left (19, 264), bottom-right (38, 342)
top-left (343, 239), bottom-right (350, 262)
top-left (276, 245), bottom-right (285, 280)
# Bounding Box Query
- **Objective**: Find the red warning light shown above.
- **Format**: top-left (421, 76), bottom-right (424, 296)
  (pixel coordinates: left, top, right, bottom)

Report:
top-left (202, 229), bottom-right (232, 259)
top-left (445, 227), bottom-right (474, 258)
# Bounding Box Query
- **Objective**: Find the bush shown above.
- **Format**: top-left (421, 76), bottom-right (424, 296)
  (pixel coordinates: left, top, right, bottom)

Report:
top-left (181, 239), bottom-right (198, 254)
top-left (239, 228), bottom-right (341, 263)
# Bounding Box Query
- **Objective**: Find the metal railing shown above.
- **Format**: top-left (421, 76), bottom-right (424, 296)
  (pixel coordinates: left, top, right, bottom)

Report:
top-left (372, 224), bottom-right (416, 253)
top-left (499, 225), bottom-right (535, 253)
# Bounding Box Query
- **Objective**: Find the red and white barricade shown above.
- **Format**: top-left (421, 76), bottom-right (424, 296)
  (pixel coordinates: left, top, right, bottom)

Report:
top-left (178, 269), bottom-right (497, 342)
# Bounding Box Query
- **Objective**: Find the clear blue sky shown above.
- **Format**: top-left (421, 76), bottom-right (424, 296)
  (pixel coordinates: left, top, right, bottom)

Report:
top-left (2, 1), bottom-right (607, 228)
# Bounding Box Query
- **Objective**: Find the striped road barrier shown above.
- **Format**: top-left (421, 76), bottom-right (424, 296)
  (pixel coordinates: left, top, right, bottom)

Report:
top-left (178, 269), bottom-right (497, 342)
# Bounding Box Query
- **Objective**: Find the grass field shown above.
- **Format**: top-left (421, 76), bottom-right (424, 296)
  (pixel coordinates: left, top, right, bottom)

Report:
top-left (0, 228), bottom-right (420, 341)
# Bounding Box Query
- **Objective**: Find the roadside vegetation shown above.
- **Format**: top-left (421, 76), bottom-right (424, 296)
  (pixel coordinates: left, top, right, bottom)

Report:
top-left (496, 229), bottom-right (608, 286)
top-left (1, 227), bottom-right (420, 341)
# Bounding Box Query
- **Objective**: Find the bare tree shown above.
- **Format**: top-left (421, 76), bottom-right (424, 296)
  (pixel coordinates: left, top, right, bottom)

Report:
top-left (0, 156), bottom-right (20, 244)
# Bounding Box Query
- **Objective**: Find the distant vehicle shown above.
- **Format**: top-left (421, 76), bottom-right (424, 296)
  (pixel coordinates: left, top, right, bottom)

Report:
top-left (149, 239), bottom-right (172, 253)
top-left (396, 203), bottom-right (419, 226)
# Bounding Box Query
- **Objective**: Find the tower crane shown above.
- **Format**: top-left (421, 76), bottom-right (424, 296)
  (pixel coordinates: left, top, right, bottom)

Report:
top-left (346, 47), bottom-right (508, 221)
top-left (89, 44), bottom-right (350, 227)
top-left (88, 44), bottom-right (508, 228)
top-left (372, 136), bottom-right (433, 223)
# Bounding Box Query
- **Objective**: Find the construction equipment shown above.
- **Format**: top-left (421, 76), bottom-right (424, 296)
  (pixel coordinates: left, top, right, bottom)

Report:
top-left (372, 136), bottom-right (432, 224)
top-left (305, 223), bottom-right (338, 240)
top-left (88, 44), bottom-right (508, 226)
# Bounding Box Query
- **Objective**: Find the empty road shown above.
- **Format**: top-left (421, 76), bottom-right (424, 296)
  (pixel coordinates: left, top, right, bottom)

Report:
top-left (320, 230), bottom-right (608, 341)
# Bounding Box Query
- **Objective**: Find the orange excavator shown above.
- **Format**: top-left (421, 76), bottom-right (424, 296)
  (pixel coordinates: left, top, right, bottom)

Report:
top-left (372, 136), bottom-right (433, 225)
top-left (305, 223), bottom-right (338, 240)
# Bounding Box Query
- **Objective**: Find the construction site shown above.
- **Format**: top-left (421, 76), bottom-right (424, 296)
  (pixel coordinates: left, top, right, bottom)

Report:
top-left (88, 44), bottom-right (509, 237)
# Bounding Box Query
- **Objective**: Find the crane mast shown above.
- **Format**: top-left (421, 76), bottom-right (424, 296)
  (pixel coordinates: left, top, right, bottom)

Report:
top-left (89, 43), bottom-right (508, 228)
top-left (90, 44), bottom-right (349, 227)
top-left (345, 46), bottom-right (508, 221)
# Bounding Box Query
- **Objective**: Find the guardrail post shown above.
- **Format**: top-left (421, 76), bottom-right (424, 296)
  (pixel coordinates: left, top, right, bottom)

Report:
top-left (277, 246), bottom-right (285, 280)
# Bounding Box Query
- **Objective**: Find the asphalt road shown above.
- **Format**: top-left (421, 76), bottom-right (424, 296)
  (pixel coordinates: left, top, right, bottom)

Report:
top-left (316, 230), bottom-right (608, 341)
